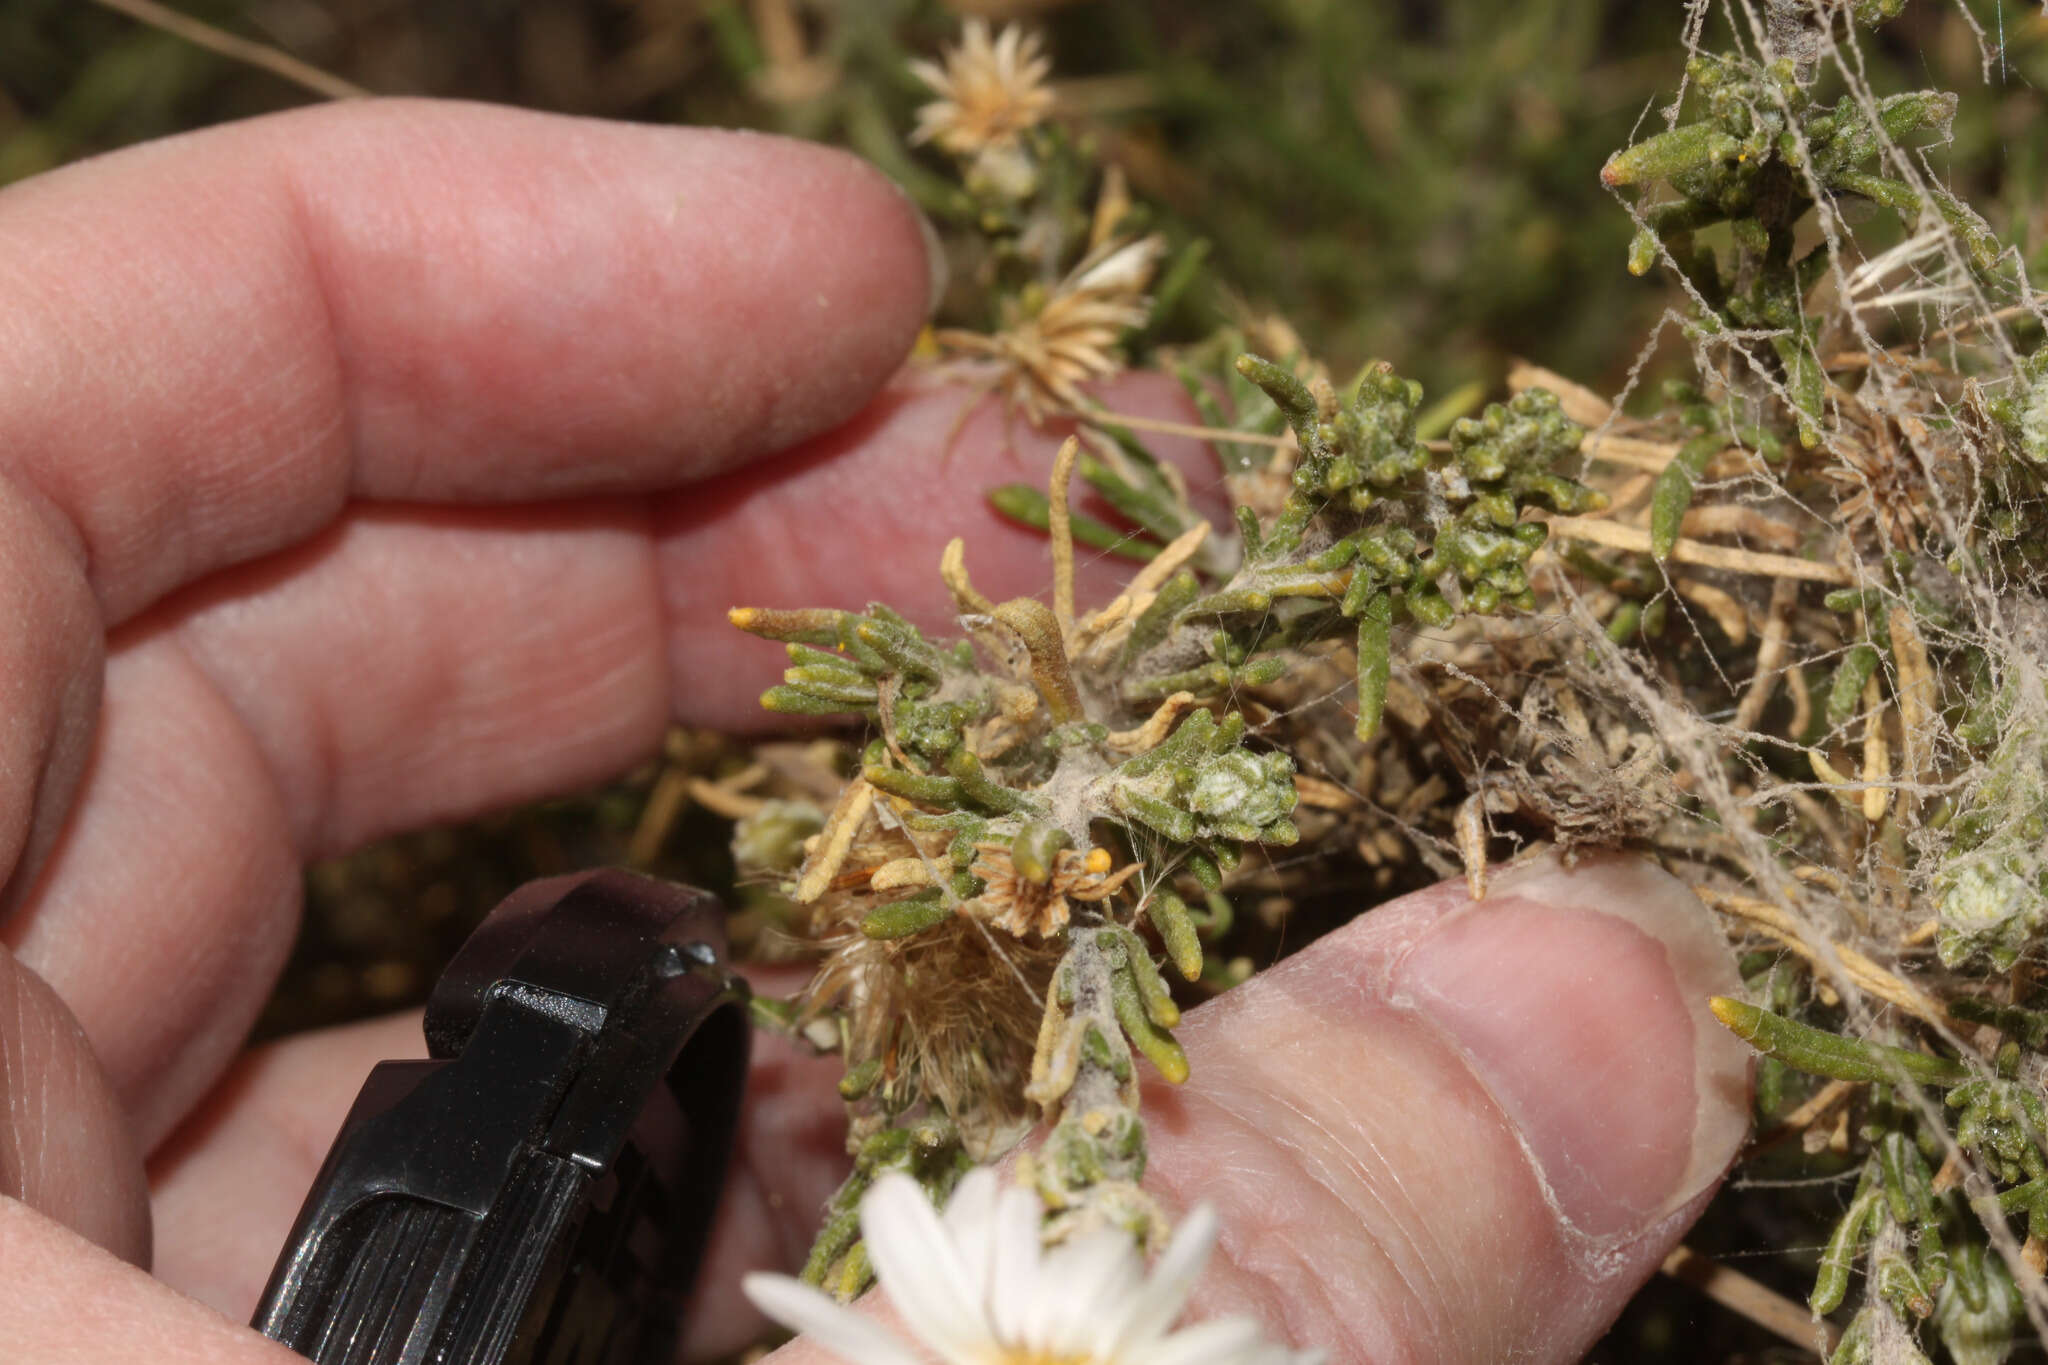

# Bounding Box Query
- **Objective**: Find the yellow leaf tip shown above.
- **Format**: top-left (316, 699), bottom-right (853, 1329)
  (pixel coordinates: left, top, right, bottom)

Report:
top-left (1708, 995), bottom-right (1750, 1030)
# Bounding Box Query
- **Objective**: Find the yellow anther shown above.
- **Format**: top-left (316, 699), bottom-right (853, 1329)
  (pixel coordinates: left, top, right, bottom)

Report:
top-left (1084, 847), bottom-right (1113, 875)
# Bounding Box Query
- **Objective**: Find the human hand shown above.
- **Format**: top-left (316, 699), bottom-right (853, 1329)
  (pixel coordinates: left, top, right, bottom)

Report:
top-left (0, 101), bottom-right (1749, 1364)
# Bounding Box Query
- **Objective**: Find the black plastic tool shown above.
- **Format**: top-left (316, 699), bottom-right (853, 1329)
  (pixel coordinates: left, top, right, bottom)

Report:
top-left (253, 869), bottom-right (750, 1365)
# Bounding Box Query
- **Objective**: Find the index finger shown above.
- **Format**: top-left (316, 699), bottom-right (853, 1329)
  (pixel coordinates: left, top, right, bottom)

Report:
top-left (0, 99), bottom-right (934, 901)
top-left (0, 97), bottom-right (936, 627)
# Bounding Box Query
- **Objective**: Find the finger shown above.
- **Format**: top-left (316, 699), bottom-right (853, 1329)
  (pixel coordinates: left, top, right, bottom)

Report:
top-left (683, 1016), bottom-right (863, 1361)
top-left (164, 371), bottom-right (1214, 856)
top-left (148, 1013), bottom-right (427, 1312)
top-left (7, 629), bottom-right (306, 1148)
top-left (153, 853), bottom-right (1746, 1365)
top-left (1146, 851), bottom-right (1748, 1363)
top-left (0, 948), bottom-right (149, 1266)
top-left (0, 484), bottom-right (101, 917)
top-left (8, 374), bottom-right (1214, 1146)
top-left (0, 97), bottom-right (934, 626)
top-left (0, 1197), bottom-right (297, 1363)
top-left (755, 852), bottom-right (1748, 1365)
top-left (147, 1002), bottom-right (854, 1362)
top-left (0, 98), bottom-right (932, 904)
top-left (656, 368), bottom-right (1228, 732)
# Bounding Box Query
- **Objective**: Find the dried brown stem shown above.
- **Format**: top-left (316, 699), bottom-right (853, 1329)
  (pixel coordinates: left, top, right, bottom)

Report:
top-left (1695, 886), bottom-right (1947, 1027)
top-left (1661, 1245), bottom-right (1835, 1356)
top-left (942, 537), bottom-right (997, 616)
top-left (1734, 576), bottom-right (1801, 732)
top-left (1049, 437), bottom-right (1080, 638)
top-left (1060, 407), bottom-right (1293, 448)
top-left (89, 0), bottom-right (368, 100)
top-left (1546, 516), bottom-right (1851, 584)
top-left (797, 780), bottom-right (877, 904)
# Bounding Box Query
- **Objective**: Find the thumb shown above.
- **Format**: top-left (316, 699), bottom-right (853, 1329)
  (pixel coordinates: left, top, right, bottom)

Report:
top-left (1142, 849), bottom-right (1750, 1364)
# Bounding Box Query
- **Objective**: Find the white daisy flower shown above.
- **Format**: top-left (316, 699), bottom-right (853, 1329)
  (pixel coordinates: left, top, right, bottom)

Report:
top-left (742, 1170), bottom-right (1320, 1365)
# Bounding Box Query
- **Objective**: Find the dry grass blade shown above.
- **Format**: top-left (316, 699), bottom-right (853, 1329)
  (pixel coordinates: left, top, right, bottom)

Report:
top-left (797, 779), bottom-right (877, 904)
top-left (1733, 576), bottom-right (1800, 732)
top-left (89, 0), bottom-right (368, 100)
top-left (1508, 361), bottom-right (1613, 427)
top-left (1071, 406), bottom-right (1293, 448)
top-left (1579, 433), bottom-right (1684, 471)
top-left (942, 537), bottom-right (998, 615)
top-left (1679, 504), bottom-right (1805, 551)
top-left (1293, 773), bottom-right (1361, 810)
top-left (1887, 605), bottom-right (1937, 793)
top-left (627, 765), bottom-right (692, 869)
top-left (1074, 520), bottom-right (1209, 660)
top-left (1694, 886), bottom-right (1948, 1028)
top-left (1546, 517), bottom-right (1851, 584)
top-left (1049, 436), bottom-right (1080, 637)
top-left (686, 773), bottom-right (769, 821)
top-left (1661, 1246), bottom-right (1835, 1357)
top-left (1675, 578), bottom-right (1751, 644)
top-left (1105, 692), bottom-right (1200, 754)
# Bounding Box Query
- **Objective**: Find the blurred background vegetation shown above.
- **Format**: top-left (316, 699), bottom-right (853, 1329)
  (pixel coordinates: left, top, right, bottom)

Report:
top-left (6, 1), bottom-right (2048, 1360)
top-left (11, 0), bottom-right (2048, 394)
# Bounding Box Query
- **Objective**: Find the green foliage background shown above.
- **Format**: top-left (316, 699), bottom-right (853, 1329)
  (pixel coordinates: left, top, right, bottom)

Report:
top-left (12, 2), bottom-right (2048, 392)
top-left (11, 1), bottom-right (2047, 395)
top-left (7, 2), bottom-right (2048, 1360)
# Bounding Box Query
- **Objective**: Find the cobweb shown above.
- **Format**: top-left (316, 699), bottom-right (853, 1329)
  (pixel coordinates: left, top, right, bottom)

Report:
top-left (1563, 0), bottom-right (2048, 1352)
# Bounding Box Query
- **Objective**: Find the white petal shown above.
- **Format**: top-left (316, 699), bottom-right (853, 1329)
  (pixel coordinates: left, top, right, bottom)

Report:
top-left (1034, 1230), bottom-right (1144, 1358)
top-left (942, 1169), bottom-right (1002, 1308)
top-left (985, 1182), bottom-right (1047, 1347)
top-left (1125, 1317), bottom-right (1267, 1365)
top-left (1099, 1204), bottom-right (1216, 1356)
top-left (741, 1274), bottom-right (924, 1365)
top-left (1070, 237), bottom-right (1164, 293)
top-left (943, 1168), bottom-right (1001, 1242)
top-left (861, 1174), bottom-right (996, 1365)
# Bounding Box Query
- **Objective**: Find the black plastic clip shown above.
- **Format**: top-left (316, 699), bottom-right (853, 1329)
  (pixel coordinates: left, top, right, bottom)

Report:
top-left (253, 869), bottom-right (750, 1365)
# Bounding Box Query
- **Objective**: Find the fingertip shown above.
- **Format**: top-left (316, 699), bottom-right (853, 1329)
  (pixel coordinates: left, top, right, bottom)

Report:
top-left (279, 101), bottom-right (937, 491)
top-left (0, 100), bottom-right (939, 625)
top-left (1145, 851), bottom-right (1750, 1364)
top-left (1390, 852), bottom-right (1750, 1239)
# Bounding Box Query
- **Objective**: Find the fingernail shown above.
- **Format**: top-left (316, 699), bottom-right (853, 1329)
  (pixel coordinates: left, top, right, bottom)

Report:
top-left (1391, 852), bottom-right (1750, 1241)
top-left (896, 185), bottom-right (950, 320)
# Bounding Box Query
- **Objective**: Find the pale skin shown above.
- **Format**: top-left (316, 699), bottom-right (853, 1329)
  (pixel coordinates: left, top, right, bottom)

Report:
top-left (0, 101), bottom-right (1751, 1364)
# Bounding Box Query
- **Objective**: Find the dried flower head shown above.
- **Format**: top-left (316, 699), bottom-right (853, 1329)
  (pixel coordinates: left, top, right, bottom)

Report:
top-left (743, 1170), bottom-right (1323, 1365)
top-left (909, 21), bottom-right (1056, 157)
top-left (938, 234), bottom-right (1166, 420)
top-left (805, 865), bottom-right (1064, 1160)
top-left (1821, 415), bottom-right (1939, 552)
top-left (968, 842), bottom-right (1142, 937)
